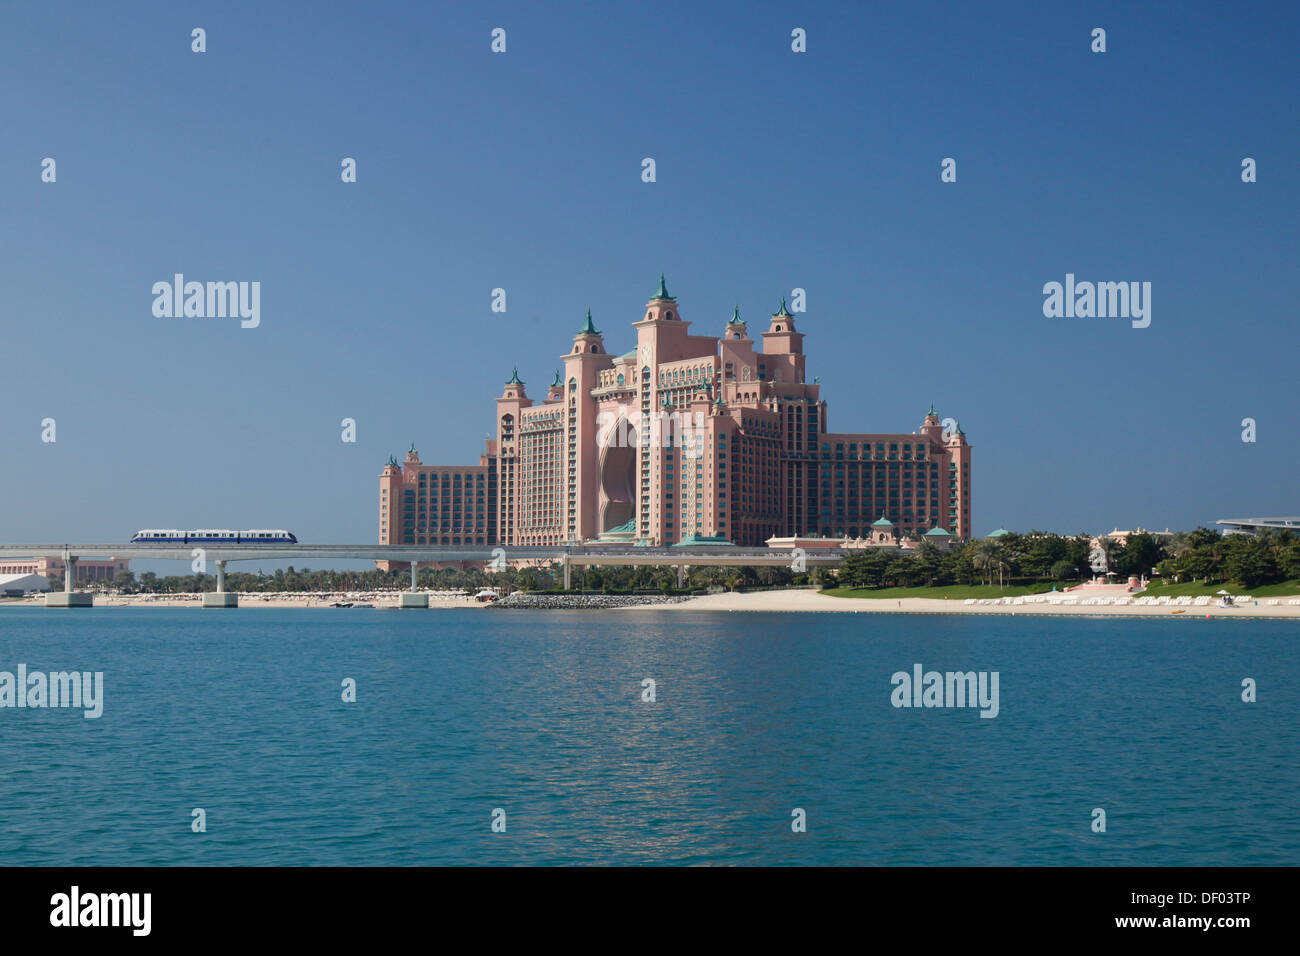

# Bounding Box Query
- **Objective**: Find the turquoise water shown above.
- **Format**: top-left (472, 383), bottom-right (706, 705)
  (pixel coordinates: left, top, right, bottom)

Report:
top-left (0, 607), bottom-right (1296, 866)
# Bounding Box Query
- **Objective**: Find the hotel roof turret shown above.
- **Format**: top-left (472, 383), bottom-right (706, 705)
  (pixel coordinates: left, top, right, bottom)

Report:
top-left (652, 273), bottom-right (675, 302)
top-left (501, 368), bottom-right (527, 400)
top-left (725, 306), bottom-right (747, 339)
top-left (571, 310), bottom-right (605, 354)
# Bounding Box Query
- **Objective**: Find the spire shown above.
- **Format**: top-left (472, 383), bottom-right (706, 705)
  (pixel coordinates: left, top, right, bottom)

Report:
top-left (773, 296), bottom-right (793, 318)
top-left (652, 273), bottom-right (676, 302)
top-left (551, 369), bottom-right (562, 387)
top-left (727, 305), bottom-right (743, 325)
top-left (928, 402), bottom-right (936, 417)
top-left (386, 454), bottom-right (398, 467)
top-left (408, 442), bottom-right (417, 455)
top-left (576, 309), bottom-right (601, 336)
top-left (505, 367), bottom-right (523, 386)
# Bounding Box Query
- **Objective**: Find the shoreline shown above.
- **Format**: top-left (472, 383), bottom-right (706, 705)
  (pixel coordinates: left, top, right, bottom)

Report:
top-left (656, 589), bottom-right (1300, 618)
top-left (5, 589), bottom-right (1300, 618)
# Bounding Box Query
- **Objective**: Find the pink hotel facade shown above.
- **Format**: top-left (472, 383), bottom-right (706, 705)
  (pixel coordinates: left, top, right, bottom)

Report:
top-left (378, 278), bottom-right (972, 555)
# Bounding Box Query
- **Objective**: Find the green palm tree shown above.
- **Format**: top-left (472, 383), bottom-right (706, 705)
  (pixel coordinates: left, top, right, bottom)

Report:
top-left (970, 539), bottom-right (1003, 587)
top-left (1097, 535), bottom-right (1122, 577)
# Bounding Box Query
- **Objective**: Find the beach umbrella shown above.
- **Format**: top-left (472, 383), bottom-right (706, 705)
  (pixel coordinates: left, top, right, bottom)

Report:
top-left (1216, 589), bottom-right (1231, 595)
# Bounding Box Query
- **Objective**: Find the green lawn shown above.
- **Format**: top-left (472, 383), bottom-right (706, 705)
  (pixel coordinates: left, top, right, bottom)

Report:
top-left (822, 583), bottom-right (1059, 600)
top-left (1140, 579), bottom-right (1300, 598)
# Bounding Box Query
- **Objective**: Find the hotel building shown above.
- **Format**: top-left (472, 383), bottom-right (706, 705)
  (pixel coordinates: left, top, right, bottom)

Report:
top-left (378, 278), bottom-right (972, 555)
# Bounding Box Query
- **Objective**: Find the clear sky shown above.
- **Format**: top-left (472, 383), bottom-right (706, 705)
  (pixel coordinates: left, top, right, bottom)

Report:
top-left (2, 0), bottom-right (1296, 563)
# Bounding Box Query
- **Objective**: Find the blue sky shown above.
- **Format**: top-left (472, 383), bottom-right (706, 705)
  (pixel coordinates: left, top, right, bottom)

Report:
top-left (2, 0), bottom-right (1296, 566)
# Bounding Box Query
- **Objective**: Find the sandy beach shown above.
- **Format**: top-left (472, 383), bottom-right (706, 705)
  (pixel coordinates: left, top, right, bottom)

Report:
top-left (6, 589), bottom-right (1300, 618)
top-left (661, 588), bottom-right (1300, 618)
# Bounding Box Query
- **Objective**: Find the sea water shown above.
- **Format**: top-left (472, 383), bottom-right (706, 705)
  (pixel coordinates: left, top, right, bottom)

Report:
top-left (0, 608), bottom-right (1295, 866)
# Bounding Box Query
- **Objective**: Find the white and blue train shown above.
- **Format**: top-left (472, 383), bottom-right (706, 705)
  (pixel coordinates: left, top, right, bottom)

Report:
top-left (130, 529), bottom-right (299, 544)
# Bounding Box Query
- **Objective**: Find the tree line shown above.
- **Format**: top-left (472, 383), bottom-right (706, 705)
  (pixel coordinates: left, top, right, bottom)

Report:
top-left (67, 563), bottom-right (808, 595)
top-left (49, 528), bottom-right (1300, 595)
top-left (838, 528), bottom-right (1300, 590)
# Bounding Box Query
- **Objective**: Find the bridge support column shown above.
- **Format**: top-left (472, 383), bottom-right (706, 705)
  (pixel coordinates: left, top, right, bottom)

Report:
top-left (562, 556), bottom-right (571, 590)
top-left (47, 553), bottom-right (92, 607)
top-left (677, 564), bottom-right (688, 589)
top-left (400, 561), bottom-right (427, 608)
top-left (203, 560), bottom-right (238, 607)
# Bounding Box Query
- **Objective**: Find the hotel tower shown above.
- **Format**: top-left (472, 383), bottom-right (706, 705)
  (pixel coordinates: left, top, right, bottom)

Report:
top-left (379, 278), bottom-right (972, 551)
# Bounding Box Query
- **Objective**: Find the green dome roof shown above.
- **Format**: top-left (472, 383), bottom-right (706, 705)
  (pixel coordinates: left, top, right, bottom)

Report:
top-left (987, 528), bottom-right (1010, 537)
top-left (672, 534), bottom-right (734, 547)
top-left (924, 527), bottom-right (952, 536)
top-left (652, 273), bottom-right (676, 302)
top-left (872, 515), bottom-right (894, 527)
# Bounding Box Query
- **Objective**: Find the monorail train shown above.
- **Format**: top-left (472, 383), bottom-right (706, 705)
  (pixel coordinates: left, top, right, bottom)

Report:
top-left (130, 529), bottom-right (298, 543)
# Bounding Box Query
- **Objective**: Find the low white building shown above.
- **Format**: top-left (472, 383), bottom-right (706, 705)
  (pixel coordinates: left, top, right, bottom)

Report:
top-left (0, 573), bottom-right (51, 596)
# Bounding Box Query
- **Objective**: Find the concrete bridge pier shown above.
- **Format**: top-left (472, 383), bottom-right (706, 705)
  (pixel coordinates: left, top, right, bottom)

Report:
top-left (562, 555), bottom-right (572, 590)
top-left (399, 560), bottom-right (428, 608)
top-left (677, 564), bottom-right (688, 589)
top-left (47, 553), bottom-right (92, 607)
top-left (203, 560), bottom-right (237, 607)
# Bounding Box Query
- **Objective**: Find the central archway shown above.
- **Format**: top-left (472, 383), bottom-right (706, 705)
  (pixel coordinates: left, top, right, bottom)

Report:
top-left (599, 419), bottom-right (638, 534)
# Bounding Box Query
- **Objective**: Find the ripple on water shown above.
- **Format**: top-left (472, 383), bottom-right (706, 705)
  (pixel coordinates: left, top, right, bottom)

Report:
top-left (0, 608), bottom-right (1296, 865)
